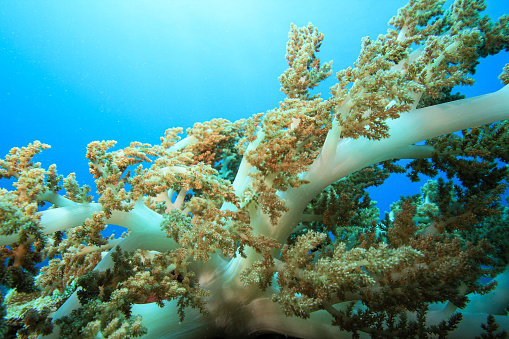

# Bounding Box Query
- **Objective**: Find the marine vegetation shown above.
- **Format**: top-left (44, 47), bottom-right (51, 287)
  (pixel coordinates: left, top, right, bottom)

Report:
top-left (1, 0), bottom-right (509, 337)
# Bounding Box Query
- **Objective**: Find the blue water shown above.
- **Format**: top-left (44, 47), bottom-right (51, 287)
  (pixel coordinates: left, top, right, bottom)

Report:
top-left (0, 0), bottom-right (507, 215)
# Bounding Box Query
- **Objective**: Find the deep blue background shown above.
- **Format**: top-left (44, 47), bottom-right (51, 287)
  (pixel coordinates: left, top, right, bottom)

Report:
top-left (1, 0), bottom-right (507, 216)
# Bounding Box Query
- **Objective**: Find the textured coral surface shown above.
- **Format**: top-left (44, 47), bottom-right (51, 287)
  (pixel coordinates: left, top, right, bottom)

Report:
top-left (1, 0), bottom-right (509, 338)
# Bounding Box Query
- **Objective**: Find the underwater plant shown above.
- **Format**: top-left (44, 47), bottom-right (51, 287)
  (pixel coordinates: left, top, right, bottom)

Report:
top-left (1, 0), bottom-right (509, 337)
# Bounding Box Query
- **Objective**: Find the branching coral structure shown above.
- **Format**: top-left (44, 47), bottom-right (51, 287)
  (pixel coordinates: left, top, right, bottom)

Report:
top-left (1, 0), bottom-right (509, 338)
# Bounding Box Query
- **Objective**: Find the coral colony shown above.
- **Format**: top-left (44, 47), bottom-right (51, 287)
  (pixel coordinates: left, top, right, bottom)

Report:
top-left (1, 0), bottom-right (509, 338)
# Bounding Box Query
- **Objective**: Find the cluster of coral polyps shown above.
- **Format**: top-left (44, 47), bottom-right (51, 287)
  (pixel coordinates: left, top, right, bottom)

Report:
top-left (1, 0), bottom-right (509, 337)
